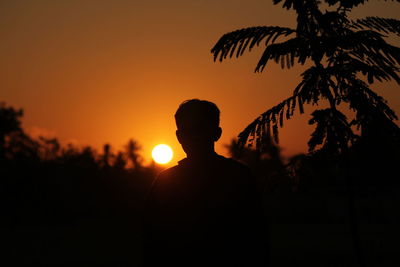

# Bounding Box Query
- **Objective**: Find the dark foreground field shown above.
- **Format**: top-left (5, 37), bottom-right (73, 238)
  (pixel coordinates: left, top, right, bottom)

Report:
top-left (3, 189), bottom-right (399, 267)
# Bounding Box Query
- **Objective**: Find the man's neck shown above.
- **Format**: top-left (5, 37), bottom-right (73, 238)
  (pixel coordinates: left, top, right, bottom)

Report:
top-left (186, 149), bottom-right (218, 161)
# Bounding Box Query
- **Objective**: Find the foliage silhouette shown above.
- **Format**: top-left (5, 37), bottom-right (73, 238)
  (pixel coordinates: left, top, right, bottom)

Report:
top-left (212, 0), bottom-right (400, 155)
top-left (125, 139), bottom-right (143, 170)
top-left (213, 1), bottom-right (400, 266)
top-left (0, 102), bottom-right (158, 266)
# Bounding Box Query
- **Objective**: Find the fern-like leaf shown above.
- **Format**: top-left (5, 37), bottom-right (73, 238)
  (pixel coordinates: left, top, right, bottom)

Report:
top-left (237, 94), bottom-right (299, 149)
top-left (339, 30), bottom-right (400, 68)
top-left (351, 17), bottom-right (400, 35)
top-left (255, 37), bottom-right (310, 72)
top-left (308, 108), bottom-right (355, 154)
top-left (211, 26), bottom-right (295, 63)
top-left (327, 53), bottom-right (400, 84)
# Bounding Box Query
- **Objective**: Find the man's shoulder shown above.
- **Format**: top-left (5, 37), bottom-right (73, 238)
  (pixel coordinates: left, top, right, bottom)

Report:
top-left (156, 165), bottom-right (181, 180)
top-left (216, 155), bottom-right (253, 174)
top-left (147, 166), bottom-right (181, 195)
top-left (156, 155), bottom-right (253, 180)
top-left (160, 164), bottom-right (179, 174)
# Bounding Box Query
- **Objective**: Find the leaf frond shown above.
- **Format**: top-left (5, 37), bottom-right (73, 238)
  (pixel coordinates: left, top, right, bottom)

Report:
top-left (345, 78), bottom-right (398, 123)
top-left (308, 108), bottom-right (355, 154)
top-left (211, 26), bottom-right (296, 62)
top-left (327, 53), bottom-right (400, 84)
top-left (237, 94), bottom-right (301, 150)
top-left (351, 17), bottom-right (400, 35)
top-left (255, 37), bottom-right (309, 72)
top-left (339, 30), bottom-right (400, 68)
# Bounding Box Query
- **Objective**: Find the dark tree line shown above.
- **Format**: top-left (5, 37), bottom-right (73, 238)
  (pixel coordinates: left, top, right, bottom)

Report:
top-left (0, 102), bottom-right (159, 229)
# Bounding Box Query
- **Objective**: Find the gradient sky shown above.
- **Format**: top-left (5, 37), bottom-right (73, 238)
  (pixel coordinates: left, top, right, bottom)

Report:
top-left (1, 0), bottom-right (399, 165)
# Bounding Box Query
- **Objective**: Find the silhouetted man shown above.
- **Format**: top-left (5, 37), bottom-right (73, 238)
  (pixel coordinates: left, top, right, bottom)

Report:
top-left (143, 99), bottom-right (268, 267)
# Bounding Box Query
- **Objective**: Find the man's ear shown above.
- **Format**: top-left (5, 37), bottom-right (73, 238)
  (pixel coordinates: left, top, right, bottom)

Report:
top-left (214, 127), bottom-right (222, 142)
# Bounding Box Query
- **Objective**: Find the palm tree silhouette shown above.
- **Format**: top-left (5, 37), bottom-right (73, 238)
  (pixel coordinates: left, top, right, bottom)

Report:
top-left (211, 0), bottom-right (400, 154)
top-left (212, 1), bottom-right (400, 266)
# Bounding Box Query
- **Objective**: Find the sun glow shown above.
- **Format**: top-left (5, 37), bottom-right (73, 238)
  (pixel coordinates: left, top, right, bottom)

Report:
top-left (152, 144), bottom-right (173, 164)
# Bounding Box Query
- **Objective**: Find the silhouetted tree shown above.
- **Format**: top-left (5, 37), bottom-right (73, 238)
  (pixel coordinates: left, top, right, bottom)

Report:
top-left (37, 136), bottom-right (61, 161)
top-left (0, 102), bottom-right (23, 138)
top-left (212, 1), bottom-right (400, 266)
top-left (125, 139), bottom-right (142, 170)
top-left (113, 151), bottom-right (127, 171)
top-left (59, 144), bottom-right (97, 168)
top-left (101, 143), bottom-right (113, 169)
top-left (0, 102), bottom-right (25, 159)
top-left (212, 0), bottom-right (400, 155)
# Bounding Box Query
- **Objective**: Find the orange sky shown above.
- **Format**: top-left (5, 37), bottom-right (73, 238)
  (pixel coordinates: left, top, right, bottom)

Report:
top-left (1, 0), bottom-right (399, 165)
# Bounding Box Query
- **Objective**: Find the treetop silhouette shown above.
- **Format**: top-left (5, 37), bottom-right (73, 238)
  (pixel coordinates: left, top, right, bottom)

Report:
top-left (212, 0), bottom-right (400, 155)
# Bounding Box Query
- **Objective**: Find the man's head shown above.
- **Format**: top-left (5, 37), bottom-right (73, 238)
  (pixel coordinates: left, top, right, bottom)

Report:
top-left (175, 99), bottom-right (222, 157)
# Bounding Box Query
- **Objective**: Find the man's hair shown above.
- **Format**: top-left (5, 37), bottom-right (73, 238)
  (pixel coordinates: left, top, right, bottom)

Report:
top-left (175, 99), bottom-right (220, 129)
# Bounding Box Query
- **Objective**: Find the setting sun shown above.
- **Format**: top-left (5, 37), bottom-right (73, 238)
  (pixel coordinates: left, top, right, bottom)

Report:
top-left (152, 144), bottom-right (173, 164)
